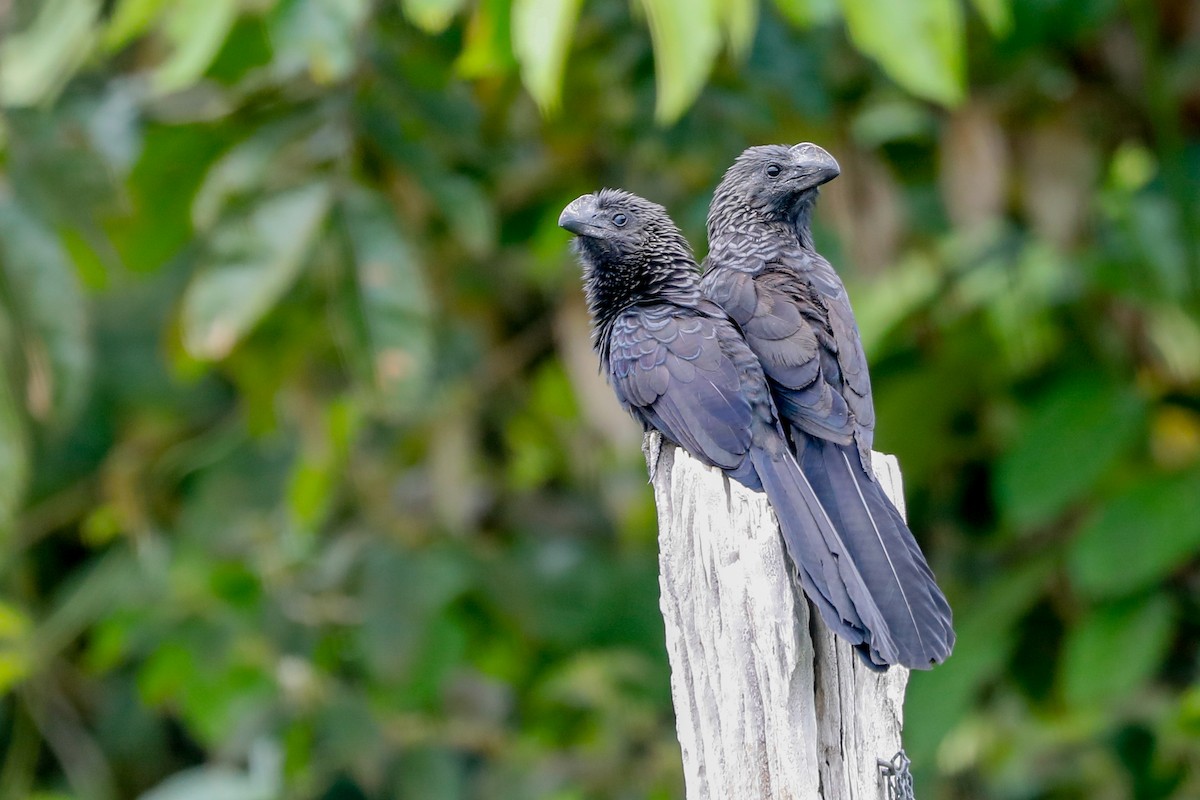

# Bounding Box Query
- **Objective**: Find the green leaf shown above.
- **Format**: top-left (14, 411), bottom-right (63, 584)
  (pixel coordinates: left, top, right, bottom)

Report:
top-left (511, 0), bottom-right (583, 113)
top-left (1145, 304), bottom-right (1200, 385)
top-left (485, 535), bottom-right (621, 648)
top-left (110, 123), bottom-right (226, 275)
top-left (393, 748), bottom-right (466, 800)
top-left (103, 0), bottom-right (171, 51)
top-left (456, 0), bottom-right (516, 78)
top-left (404, 608), bottom-right (469, 706)
top-left (851, 252), bottom-right (941, 355)
top-left (1060, 594), bottom-right (1174, 707)
top-left (399, 0), bottom-right (468, 34)
top-left (718, 0), bottom-right (758, 58)
top-left (286, 396), bottom-right (361, 535)
top-left (0, 0), bottom-right (100, 106)
top-left (637, 0), bottom-right (722, 123)
top-left (191, 121), bottom-right (312, 231)
top-left (138, 640), bottom-right (196, 707)
top-left (342, 188), bottom-right (435, 412)
top-left (269, 0), bottom-right (371, 85)
top-left (996, 376), bottom-right (1144, 528)
top-left (838, 0), bottom-right (964, 105)
top-left (178, 659), bottom-right (275, 747)
top-left (980, 244), bottom-right (1071, 374)
top-left (0, 197), bottom-right (92, 427)
top-left (426, 175), bottom-right (498, 258)
top-left (0, 602), bottom-right (32, 694)
top-left (357, 545), bottom-right (471, 679)
top-left (182, 182), bottom-right (332, 360)
top-left (774, 0), bottom-right (840, 27)
top-left (970, 0), bottom-right (1013, 35)
top-left (0, 328), bottom-right (30, 533)
top-left (35, 549), bottom-right (147, 663)
top-left (849, 96), bottom-right (937, 147)
top-left (905, 558), bottom-right (1053, 762)
top-left (152, 0), bottom-right (239, 94)
top-left (1069, 469), bottom-right (1200, 598)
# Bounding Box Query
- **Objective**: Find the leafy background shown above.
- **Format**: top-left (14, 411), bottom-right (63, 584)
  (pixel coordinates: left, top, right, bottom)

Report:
top-left (1, 0), bottom-right (1199, 798)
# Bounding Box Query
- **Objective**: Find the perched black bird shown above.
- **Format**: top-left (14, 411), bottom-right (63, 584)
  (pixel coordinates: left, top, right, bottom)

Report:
top-left (560, 188), bottom-right (934, 669)
top-left (701, 143), bottom-right (954, 669)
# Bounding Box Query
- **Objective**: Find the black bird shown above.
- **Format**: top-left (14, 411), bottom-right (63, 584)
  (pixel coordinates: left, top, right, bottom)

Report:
top-left (701, 143), bottom-right (954, 669)
top-left (560, 188), bottom-right (935, 669)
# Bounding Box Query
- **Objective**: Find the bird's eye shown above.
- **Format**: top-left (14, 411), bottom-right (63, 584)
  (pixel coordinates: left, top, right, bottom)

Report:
top-left (613, 213), bottom-right (628, 227)
top-left (766, 164), bottom-right (782, 178)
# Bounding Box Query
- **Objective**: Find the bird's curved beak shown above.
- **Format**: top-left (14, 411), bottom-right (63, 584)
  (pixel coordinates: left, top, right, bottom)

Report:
top-left (559, 194), bottom-right (602, 236)
top-left (789, 142), bottom-right (840, 190)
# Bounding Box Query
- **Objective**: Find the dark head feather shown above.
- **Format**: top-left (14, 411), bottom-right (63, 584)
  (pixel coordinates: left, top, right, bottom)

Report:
top-left (560, 188), bottom-right (701, 345)
top-left (707, 143), bottom-right (840, 248)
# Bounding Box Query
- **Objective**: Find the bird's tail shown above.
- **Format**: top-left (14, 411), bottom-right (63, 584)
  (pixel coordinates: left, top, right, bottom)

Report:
top-left (751, 441), bottom-right (954, 670)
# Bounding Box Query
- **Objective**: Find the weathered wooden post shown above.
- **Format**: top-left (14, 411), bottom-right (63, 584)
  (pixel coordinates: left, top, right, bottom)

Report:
top-left (644, 432), bottom-right (912, 800)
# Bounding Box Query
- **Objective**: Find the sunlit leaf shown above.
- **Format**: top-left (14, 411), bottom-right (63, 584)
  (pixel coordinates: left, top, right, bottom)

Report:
top-left (0, 604), bottom-right (30, 639)
top-left (182, 182), bottom-right (332, 360)
top-left (1146, 303), bottom-right (1200, 384)
top-left (342, 187), bottom-right (435, 412)
top-left (456, 0), bottom-right (516, 78)
top-left (970, 0), bottom-right (1013, 35)
top-left (1060, 594), bottom-right (1174, 707)
top-left (996, 376), bottom-right (1144, 528)
top-left (838, 0), bottom-right (964, 105)
top-left (638, 0), bottom-right (721, 123)
top-left (851, 252), bottom-right (941, 355)
top-left (192, 121), bottom-right (311, 231)
top-left (152, 0), bottom-right (239, 94)
top-left (773, 0), bottom-right (840, 27)
top-left (1108, 142), bottom-right (1156, 193)
top-left (138, 640), bottom-right (196, 707)
top-left (400, 0), bottom-right (468, 34)
top-left (1069, 469), bottom-right (1200, 598)
top-left (286, 397), bottom-right (361, 534)
top-left (512, 0), bottom-right (583, 113)
top-left (0, 0), bottom-right (100, 106)
top-left (852, 96), bottom-right (938, 147)
top-left (178, 657), bottom-right (276, 747)
top-left (103, 0), bottom-right (171, 52)
top-left (718, 0), bottom-right (758, 58)
top-left (1149, 405), bottom-right (1200, 468)
top-left (0, 602), bottom-right (32, 694)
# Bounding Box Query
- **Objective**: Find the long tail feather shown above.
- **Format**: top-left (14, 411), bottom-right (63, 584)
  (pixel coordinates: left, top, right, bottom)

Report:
top-left (796, 437), bottom-right (955, 668)
top-left (749, 446), bottom-right (903, 667)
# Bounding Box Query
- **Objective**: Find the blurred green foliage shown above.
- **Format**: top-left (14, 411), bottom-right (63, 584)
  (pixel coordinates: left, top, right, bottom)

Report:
top-left (0, 0), bottom-right (1199, 798)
